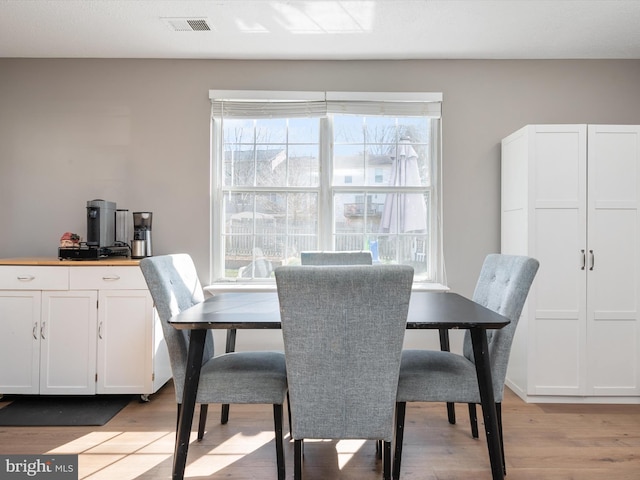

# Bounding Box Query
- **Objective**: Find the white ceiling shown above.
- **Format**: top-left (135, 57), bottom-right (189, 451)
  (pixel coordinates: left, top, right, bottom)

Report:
top-left (1, 0), bottom-right (640, 60)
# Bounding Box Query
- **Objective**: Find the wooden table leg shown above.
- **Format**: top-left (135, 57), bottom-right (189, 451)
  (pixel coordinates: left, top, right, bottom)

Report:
top-left (173, 329), bottom-right (207, 480)
top-left (470, 328), bottom-right (504, 480)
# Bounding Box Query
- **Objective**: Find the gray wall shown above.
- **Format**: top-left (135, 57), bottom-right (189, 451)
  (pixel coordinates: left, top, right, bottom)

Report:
top-left (2, 59), bottom-right (640, 298)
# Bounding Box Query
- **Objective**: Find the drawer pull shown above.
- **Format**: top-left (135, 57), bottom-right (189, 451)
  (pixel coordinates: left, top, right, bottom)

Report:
top-left (102, 275), bottom-right (121, 281)
top-left (17, 275), bottom-right (35, 282)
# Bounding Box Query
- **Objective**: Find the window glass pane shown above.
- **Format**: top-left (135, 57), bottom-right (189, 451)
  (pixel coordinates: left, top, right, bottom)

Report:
top-left (256, 145), bottom-right (286, 187)
top-left (255, 118), bottom-right (287, 143)
top-left (225, 120), bottom-right (320, 188)
top-left (224, 193), bottom-right (255, 235)
top-left (224, 193), bottom-right (278, 279)
top-left (379, 192), bottom-right (429, 234)
top-left (333, 144), bottom-right (365, 185)
top-left (223, 118), bottom-right (254, 143)
top-left (374, 234), bottom-right (430, 281)
top-left (222, 191), bottom-right (318, 278)
top-left (364, 116), bottom-right (399, 144)
top-left (335, 192), bottom-right (385, 234)
top-left (334, 114), bottom-right (364, 143)
top-left (284, 192), bottom-right (319, 262)
top-left (287, 145), bottom-right (320, 187)
top-left (224, 145), bottom-right (255, 187)
top-left (333, 188), bottom-right (432, 279)
top-left (288, 117), bottom-right (320, 143)
top-left (333, 115), bottom-right (433, 188)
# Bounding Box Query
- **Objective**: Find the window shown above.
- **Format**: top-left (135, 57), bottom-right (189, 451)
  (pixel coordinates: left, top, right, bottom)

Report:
top-left (210, 91), bottom-right (443, 284)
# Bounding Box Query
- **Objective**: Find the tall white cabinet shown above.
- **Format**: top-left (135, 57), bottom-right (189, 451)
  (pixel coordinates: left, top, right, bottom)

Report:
top-left (502, 124), bottom-right (640, 403)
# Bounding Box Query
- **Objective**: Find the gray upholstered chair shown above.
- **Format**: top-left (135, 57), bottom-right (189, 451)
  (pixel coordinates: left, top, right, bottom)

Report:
top-left (300, 250), bottom-right (373, 265)
top-left (393, 254), bottom-right (539, 479)
top-left (276, 264), bottom-right (413, 480)
top-left (140, 254), bottom-right (288, 480)
top-left (301, 250), bottom-right (382, 452)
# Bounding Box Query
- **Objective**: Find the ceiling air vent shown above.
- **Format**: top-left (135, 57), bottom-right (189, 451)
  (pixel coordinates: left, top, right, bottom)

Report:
top-left (162, 18), bottom-right (212, 32)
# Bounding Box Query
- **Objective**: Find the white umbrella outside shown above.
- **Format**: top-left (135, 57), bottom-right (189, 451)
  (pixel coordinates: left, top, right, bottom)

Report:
top-left (379, 137), bottom-right (427, 234)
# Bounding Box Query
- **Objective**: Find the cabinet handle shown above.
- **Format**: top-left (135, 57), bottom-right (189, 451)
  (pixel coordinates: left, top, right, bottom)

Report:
top-left (590, 250), bottom-right (595, 271)
top-left (98, 322), bottom-right (103, 339)
top-left (40, 322), bottom-right (46, 340)
top-left (17, 275), bottom-right (35, 282)
top-left (581, 249), bottom-right (586, 270)
top-left (102, 275), bottom-right (121, 281)
top-left (33, 323), bottom-right (38, 340)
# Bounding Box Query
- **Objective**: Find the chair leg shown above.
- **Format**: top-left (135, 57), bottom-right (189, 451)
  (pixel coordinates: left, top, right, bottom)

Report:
top-left (497, 402), bottom-right (506, 475)
top-left (294, 439), bottom-right (303, 480)
top-left (220, 403), bottom-right (230, 424)
top-left (446, 402), bottom-right (456, 424)
top-left (468, 403), bottom-right (479, 438)
top-left (392, 402), bottom-right (406, 480)
top-left (221, 329), bottom-right (236, 425)
top-left (383, 440), bottom-right (392, 480)
top-left (178, 403), bottom-right (209, 442)
top-left (197, 404), bottom-right (208, 441)
top-left (287, 392), bottom-right (292, 436)
top-left (175, 403), bottom-right (181, 436)
top-left (439, 328), bottom-right (456, 425)
top-left (376, 440), bottom-right (382, 459)
top-left (273, 404), bottom-right (285, 480)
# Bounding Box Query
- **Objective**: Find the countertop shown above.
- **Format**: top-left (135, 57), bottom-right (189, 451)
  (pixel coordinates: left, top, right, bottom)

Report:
top-left (0, 257), bottom-right (141, 266)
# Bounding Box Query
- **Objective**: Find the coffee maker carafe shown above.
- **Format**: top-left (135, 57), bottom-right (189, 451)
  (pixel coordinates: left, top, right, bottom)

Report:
top-left (132, 212), bottom-right (153, 258)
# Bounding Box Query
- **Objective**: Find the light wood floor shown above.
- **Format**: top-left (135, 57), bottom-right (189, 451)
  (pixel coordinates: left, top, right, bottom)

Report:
top-left (1, 381), bottom-right (639, 479)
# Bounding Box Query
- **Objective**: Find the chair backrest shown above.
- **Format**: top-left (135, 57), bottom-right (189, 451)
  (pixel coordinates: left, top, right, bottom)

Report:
top-left (275, 264), bottom-right (413, 442)
top-left (300, 251), bottom-right (373, 266)
top-left (139, 254), bottom-right (214, 402)
top-left (462, 254), bottom-right (539, 400)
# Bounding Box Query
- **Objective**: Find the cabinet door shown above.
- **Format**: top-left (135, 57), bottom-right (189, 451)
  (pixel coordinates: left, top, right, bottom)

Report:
top-left (531, 125), bottom-right (588, 395)
top-left (96, 290), bottom-right (153, 394)
top-left (0, 291), bottom-right (41, 394)
top-left (40, 291), bottom-right (97, 394)
top-left (587, 125), bottom-right (640, 395)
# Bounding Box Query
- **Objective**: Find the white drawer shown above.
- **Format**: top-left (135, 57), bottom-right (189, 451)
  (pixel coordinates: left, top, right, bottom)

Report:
top-left (0, 266), bottom-right (69, 290)
top-left (69, 266), bottom-right (147, 290)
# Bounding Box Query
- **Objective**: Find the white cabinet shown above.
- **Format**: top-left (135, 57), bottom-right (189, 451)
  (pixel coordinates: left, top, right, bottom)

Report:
top-left (0, 291), bottom-right (41, 394)
top-left (40, 290), bottom-right (97, 394)
top-left (95, 290), bottom-right (170, 394)
top-left (0, 261), bottom-right (171, 397)
top-left (502, 124), bottom-right (640, 403)
top-left (68, 266), bottom-right (172, 395)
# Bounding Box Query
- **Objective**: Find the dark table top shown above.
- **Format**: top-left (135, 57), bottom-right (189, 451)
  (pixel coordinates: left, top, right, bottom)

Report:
top-left (169, 291), bottom-right (510, 330)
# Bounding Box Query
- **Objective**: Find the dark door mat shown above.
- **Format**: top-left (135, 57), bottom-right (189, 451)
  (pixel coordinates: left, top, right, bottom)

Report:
top-left (0, 395), bottom-right (133, 426)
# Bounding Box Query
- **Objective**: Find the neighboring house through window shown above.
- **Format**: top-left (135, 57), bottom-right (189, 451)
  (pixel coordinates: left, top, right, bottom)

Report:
top-left (210, 90), bottom-right (443, 285)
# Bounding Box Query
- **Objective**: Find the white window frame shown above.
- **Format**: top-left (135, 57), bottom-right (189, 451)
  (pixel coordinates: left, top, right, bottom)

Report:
top-left (208, 90), bottom-right (445, 291)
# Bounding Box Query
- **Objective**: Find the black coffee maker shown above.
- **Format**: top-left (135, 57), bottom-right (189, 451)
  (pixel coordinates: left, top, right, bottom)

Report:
top-left (132, 212), bottom-right (153, 258)
top-left (86, 199), bottom-right (116, 247)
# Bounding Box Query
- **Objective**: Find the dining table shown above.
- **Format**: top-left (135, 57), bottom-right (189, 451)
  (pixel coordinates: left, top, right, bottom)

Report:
top-left (168, 290), bottom-right (510, 480)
